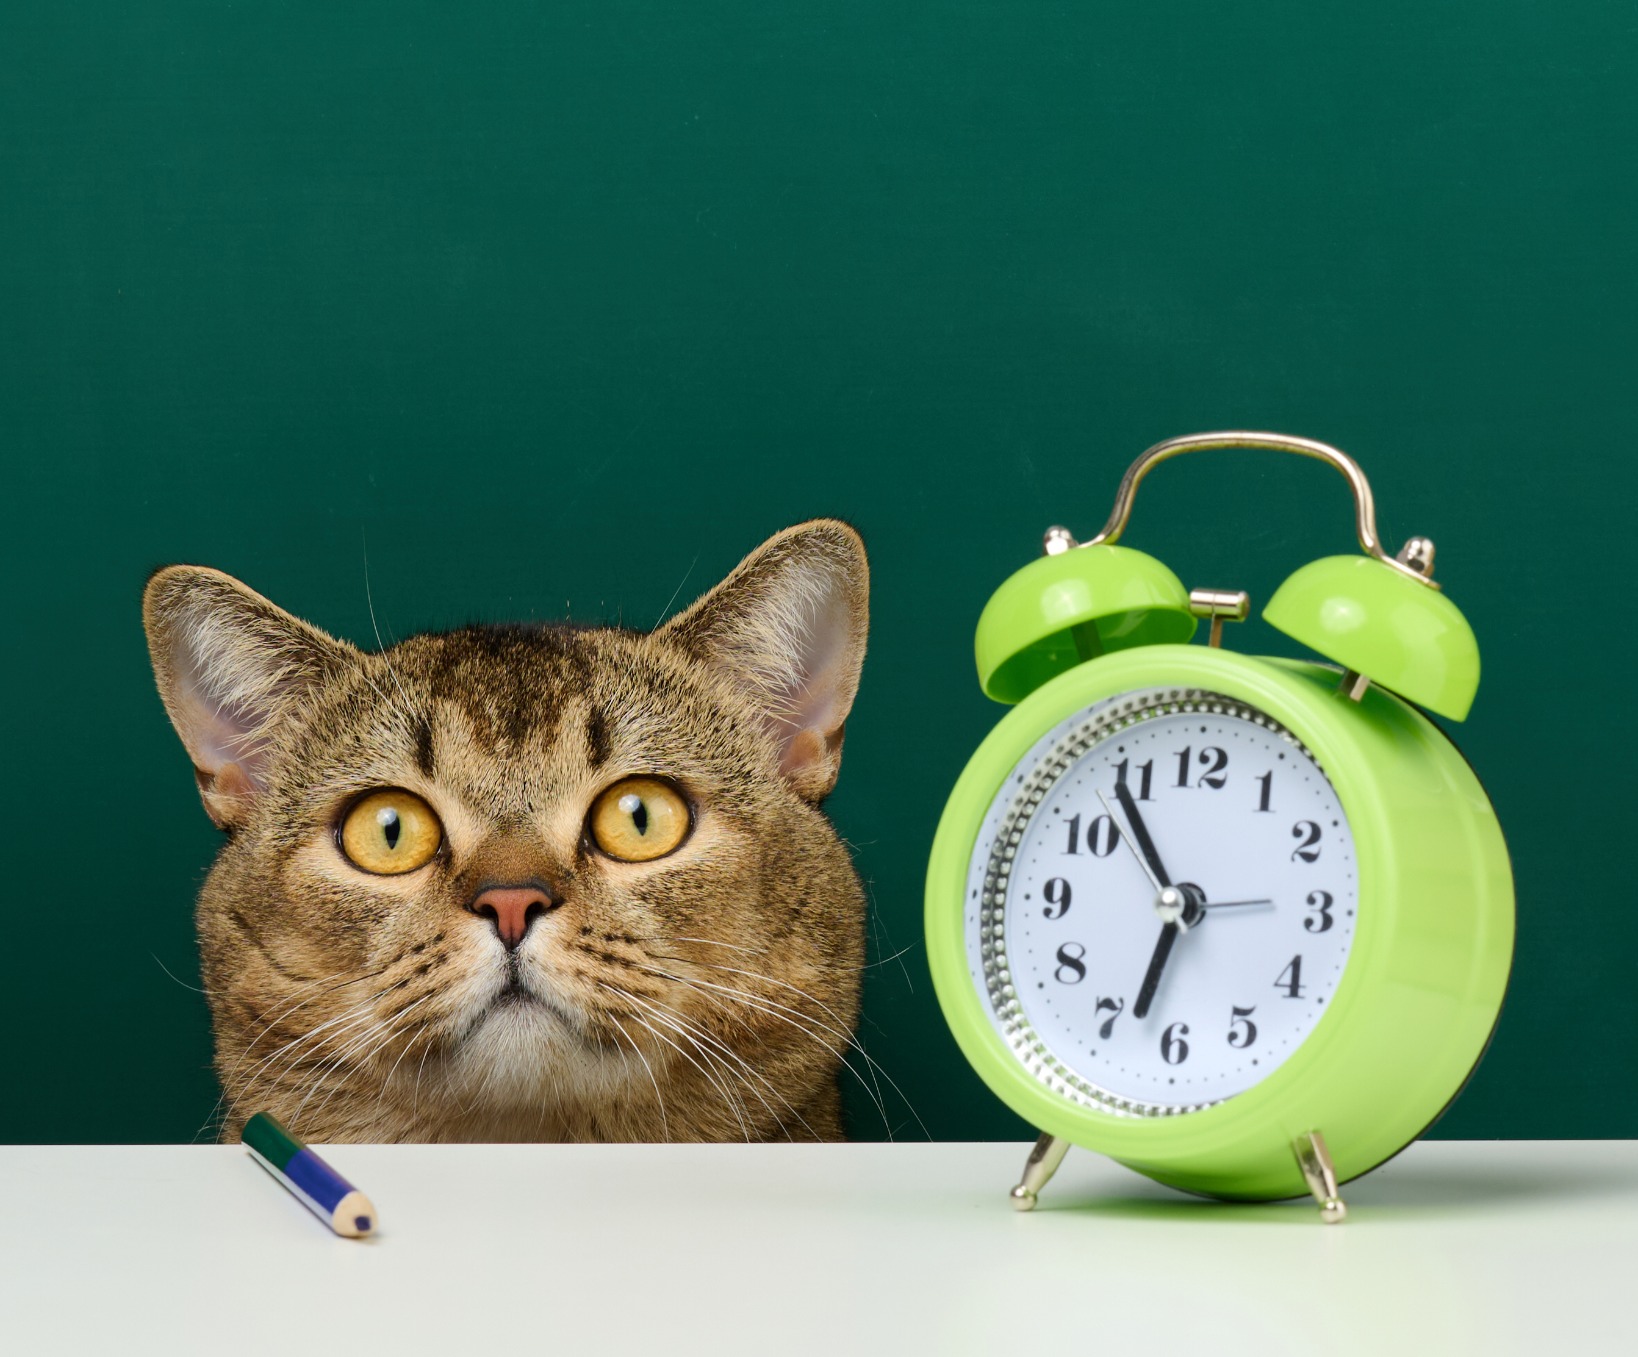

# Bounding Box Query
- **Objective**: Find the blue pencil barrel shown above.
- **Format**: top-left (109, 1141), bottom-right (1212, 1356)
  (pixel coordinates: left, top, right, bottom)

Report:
top-left (242, 1112), bottom-right (378, 1238)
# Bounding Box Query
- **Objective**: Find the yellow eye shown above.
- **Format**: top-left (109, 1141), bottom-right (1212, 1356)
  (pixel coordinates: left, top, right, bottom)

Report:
top-left (339, 789), bottom-right (443, 875)
top-left (589, 777), bottom-right (692, 862)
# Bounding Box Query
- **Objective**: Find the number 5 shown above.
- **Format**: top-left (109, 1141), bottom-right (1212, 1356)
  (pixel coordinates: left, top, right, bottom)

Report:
top-left (1227, 1005), bottom-right (1257, 1049)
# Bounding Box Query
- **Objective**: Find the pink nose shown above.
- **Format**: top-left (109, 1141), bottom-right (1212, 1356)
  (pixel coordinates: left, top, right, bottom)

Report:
top-left (467, 884), bottom-right (555, 950)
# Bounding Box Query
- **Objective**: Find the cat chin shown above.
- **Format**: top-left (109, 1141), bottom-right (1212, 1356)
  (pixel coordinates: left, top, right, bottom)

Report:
top-left (441, 998), bottom-right (623, 1105)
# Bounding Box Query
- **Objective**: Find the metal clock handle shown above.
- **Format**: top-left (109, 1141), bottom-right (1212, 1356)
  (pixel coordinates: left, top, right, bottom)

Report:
top-left (1051, 430), bottom-right (1438, 589)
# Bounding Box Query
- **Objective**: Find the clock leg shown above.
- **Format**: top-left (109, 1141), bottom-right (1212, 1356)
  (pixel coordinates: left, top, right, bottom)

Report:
top-left (1010, 1133), bottom-right (1070, 1211)
top-left (1292, 1130), bottom-right (1348, 1223)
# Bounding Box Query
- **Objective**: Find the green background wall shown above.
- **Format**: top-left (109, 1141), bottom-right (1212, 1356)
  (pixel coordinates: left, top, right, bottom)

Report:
top-left (2, 3), bottom-right (1629, 1143)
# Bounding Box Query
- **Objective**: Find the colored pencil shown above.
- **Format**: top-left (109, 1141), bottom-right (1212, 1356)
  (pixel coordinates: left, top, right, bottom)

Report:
top-left (242, 1112), bottom-right (378, 1239)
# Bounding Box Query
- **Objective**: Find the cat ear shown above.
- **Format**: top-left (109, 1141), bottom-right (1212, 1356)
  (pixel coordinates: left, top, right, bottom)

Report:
top-left (143, 566), bottom-right (358, 829)
top-left (659, 520), bottom-right (869, 803)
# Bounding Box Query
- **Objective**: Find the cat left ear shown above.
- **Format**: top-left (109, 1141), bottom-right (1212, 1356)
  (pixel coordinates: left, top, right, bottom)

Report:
top-left (659, 519), bottom-right (869, 803)
top-left (142, 566), bottom-right (359, 829)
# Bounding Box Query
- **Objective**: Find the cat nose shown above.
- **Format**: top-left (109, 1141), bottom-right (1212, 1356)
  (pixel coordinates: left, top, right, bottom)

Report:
top-left (466, 884), bottom-right (557, 950)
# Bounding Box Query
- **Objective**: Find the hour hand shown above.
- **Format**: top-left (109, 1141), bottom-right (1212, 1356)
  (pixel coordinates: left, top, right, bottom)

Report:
top-left (1133, 922), bottom-right (1178, 1020)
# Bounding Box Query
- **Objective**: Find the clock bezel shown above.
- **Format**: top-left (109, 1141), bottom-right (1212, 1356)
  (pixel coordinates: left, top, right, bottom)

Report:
top-left (927, 644), bottom-right (1513, 1200)
top-left (972, 686), bottom-right (1357, 1117)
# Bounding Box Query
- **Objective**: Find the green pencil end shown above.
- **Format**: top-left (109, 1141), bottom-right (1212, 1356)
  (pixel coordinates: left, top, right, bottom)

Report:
top-left (241, 1110), bottom-right (304, 1170)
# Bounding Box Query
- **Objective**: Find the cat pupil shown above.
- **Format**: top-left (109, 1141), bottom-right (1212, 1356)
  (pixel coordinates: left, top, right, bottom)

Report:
top-left (619, 792), bottom-right (648, 835)
top-left (377, 807), bottom-right (401, 850)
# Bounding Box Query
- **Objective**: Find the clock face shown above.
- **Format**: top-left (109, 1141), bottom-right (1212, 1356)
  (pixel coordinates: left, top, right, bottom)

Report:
top-left (965, 687), bottom-right (1357, 1116)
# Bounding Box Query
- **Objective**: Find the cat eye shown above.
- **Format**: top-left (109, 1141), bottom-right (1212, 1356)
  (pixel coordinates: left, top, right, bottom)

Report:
top-left (338, 789), bottom-right (444, 875)
top-left (588, 777), bottom-right (692, 862)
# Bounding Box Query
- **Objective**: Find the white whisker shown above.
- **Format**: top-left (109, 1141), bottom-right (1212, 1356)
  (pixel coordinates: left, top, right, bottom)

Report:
top-left (361, 530), bottom-right (417, 724)
top-left (615, 986), bottom-right (809, 1142)
top-left (602, 985), bottom-right (752, 1142)
top-left (606, 1012), bottom-right (670, 1139)
top-left (150, 952), bottom-right (210, 996)
top-left (675, 959), bottom-right (895, 1128)
top-left (296, 993), bottom-right (437, 1132)
top-left (671, 937), bottom-right (768, 956)
top-left (653, 554), bottom-right (699, 628)
top-left (643, 967), bottom-right (892, 1136)
top-left (200, 945), bottom-right (410, 1140)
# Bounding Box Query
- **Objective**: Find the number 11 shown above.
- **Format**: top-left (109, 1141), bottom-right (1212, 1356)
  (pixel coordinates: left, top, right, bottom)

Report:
top-left (1113, 758), bottom-right (1153, 801)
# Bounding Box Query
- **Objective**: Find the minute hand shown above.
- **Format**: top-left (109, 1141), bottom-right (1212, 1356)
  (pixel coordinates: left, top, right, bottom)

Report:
top-left (1111, 780), bottom-right (1172, 889)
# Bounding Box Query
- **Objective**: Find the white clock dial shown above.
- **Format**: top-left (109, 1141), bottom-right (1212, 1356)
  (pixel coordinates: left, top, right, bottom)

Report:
top-left (965, 688), bottom-right (1357, 1116)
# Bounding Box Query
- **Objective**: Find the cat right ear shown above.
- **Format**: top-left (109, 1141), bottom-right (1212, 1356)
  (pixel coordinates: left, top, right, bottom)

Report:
top-left (142, 567), bottom-right (357, 829)
top-left (658, 519), bottom-right (869, 803)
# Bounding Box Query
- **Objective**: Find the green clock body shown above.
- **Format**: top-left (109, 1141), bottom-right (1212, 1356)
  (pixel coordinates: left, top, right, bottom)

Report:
top-left (926, 643), bottom-right (1514, 1201)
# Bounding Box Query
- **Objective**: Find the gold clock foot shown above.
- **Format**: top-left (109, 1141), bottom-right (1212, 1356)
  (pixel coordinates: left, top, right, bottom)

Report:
top-left (1293, 1130), bottom-right (1348, 1223)
top-left (1010, 1133), bottom-right (1070, 1211)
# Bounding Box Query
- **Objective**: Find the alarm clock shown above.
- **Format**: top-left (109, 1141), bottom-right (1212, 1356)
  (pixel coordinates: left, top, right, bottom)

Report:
top-left (925, 432), bottom-right (1513, 1221)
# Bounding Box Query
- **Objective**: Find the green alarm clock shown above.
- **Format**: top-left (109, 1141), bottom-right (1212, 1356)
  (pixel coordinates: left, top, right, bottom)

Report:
top-left (925, 431), bottom-right (1513, 1221)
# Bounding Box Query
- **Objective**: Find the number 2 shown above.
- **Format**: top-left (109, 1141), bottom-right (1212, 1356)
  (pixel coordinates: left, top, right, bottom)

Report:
top-left (1290, 821), bottom-right (1321, 862)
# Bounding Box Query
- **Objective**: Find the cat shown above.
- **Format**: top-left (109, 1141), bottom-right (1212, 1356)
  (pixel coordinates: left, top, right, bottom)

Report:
top-left (142, 520), bottom-right (870, 1144)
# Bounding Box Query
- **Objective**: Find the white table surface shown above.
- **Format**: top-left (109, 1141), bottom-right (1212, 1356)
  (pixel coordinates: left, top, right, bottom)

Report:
top-left (2, 1139), bottom-right (1633, 1356)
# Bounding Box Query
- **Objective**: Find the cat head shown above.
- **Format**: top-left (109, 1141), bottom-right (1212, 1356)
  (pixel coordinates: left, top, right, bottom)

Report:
top-left (143, 521), bottom-right (869, 1142)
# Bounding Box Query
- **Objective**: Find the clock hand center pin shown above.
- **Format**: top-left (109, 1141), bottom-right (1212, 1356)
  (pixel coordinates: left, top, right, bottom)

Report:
top-left (1155, 883), bottom-right (1207, 932)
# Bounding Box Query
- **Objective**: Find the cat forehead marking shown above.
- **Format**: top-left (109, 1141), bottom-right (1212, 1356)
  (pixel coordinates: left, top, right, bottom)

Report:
top-left (411, 624), bottom-right (593, 750)
top-left (362, 626), bottom-right (692, 808)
